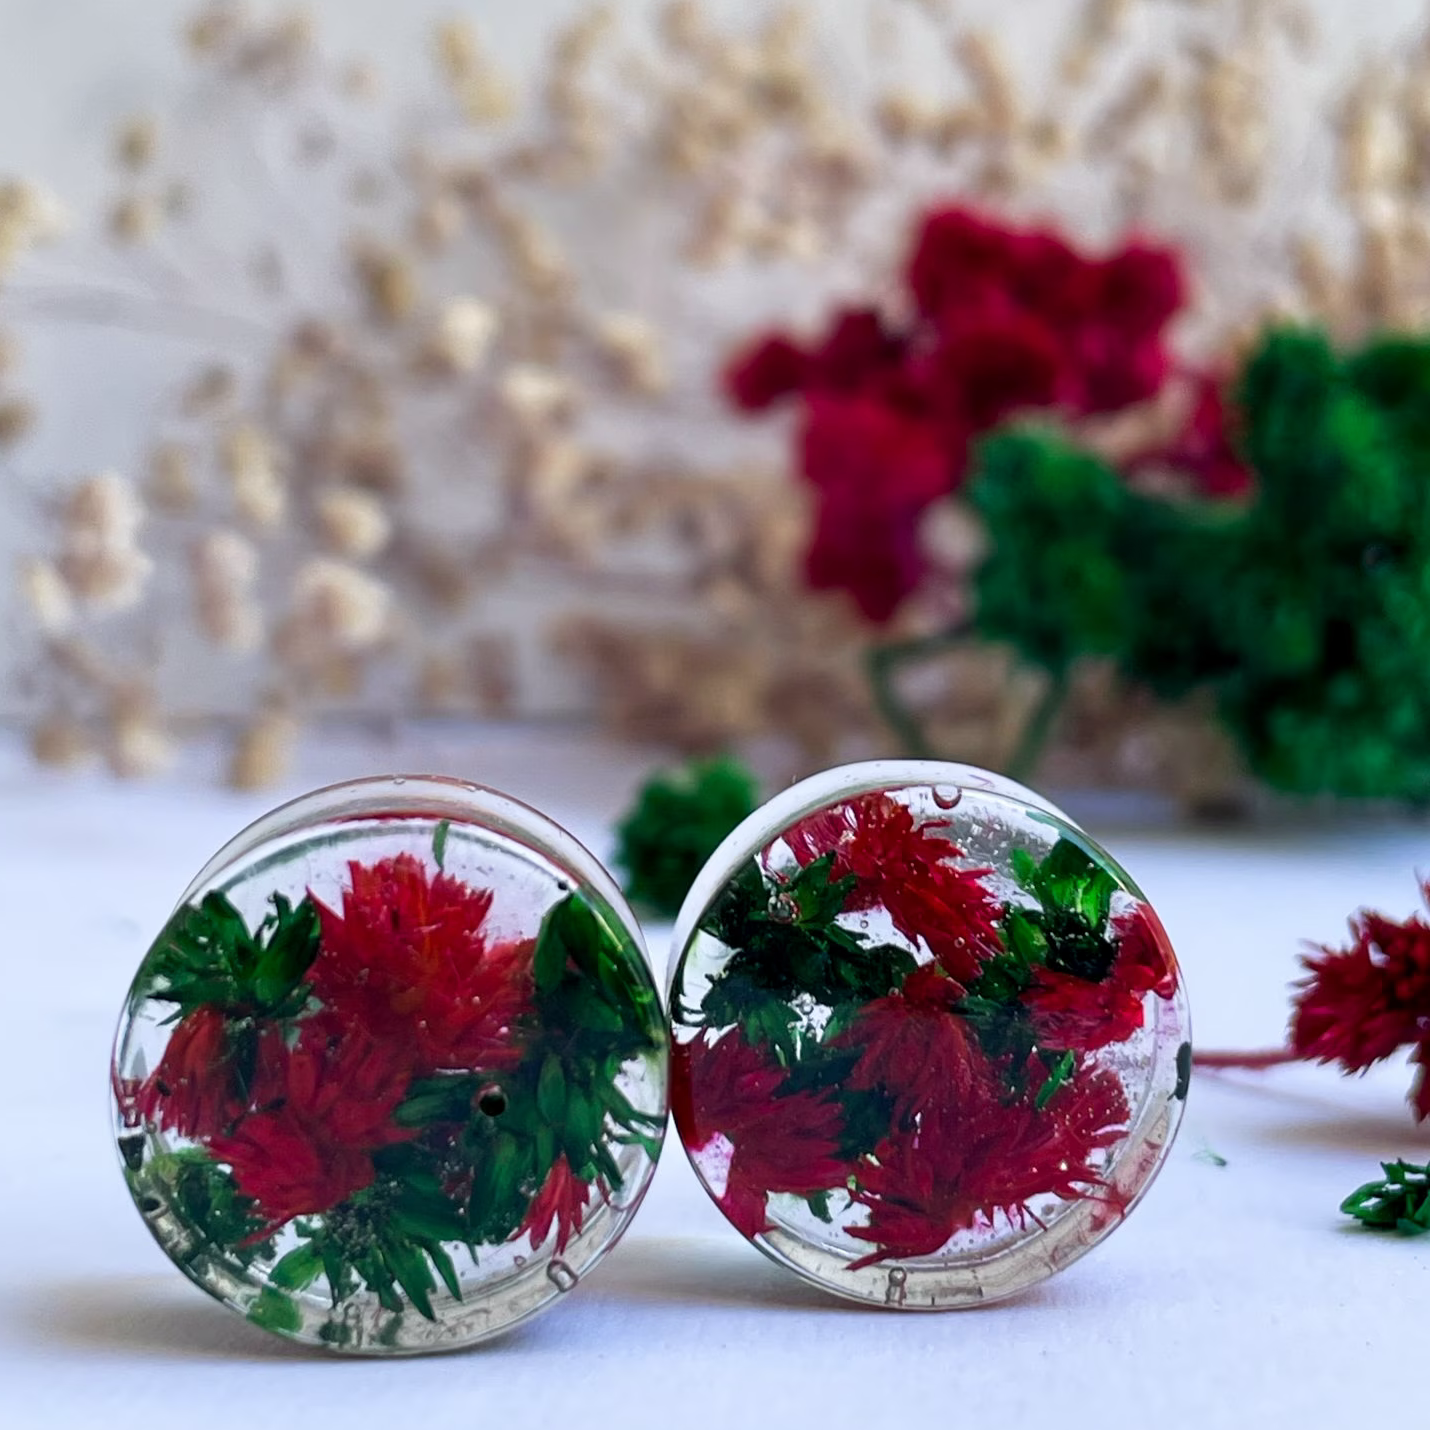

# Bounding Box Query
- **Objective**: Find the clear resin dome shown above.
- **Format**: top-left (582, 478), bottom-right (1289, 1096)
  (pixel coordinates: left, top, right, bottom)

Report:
top-left (112, 775), bottom-right (667, 1353)
top-left (669, 761), bottom-right (1189, 1308)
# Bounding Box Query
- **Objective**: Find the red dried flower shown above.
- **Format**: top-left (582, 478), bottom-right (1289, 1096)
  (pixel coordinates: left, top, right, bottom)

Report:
top-left (1135, 371), bottom-right (1252, 498)
top-left (138, 1005), bottom-right (247, 1140)
top-left (725, 204), bottom-right (1190, 622)
top-left (518, 1154), bottom-right (593, 1254)
top-left (1024, 901), bottom-right (1178, 1053)
top-left (908, 207), bottom-right (1020, 319)
top-left (1095, 244), bottom-right (1186, 339)
top-left (849, 1061), bottom-right (1130, 1266)
top-left (799, 393), bottom-right (952, 621)
top-left (311, 853), bottom-right (532, 1075)
top-left (836, 963), bottom-right (983, 1124)
top-left (673, 1029), bottom-right (848, 1238)
top-left (670, 1025), bottom-right (788, 1147)
top-left (806, 307), bottom-right (906, 393)
top-left (785, 791), bottom-right (1002, 985)
top-left (1075, 325), bottom-right (1170, 414)
top-left (928, 305), bottom-right (1064, 429)
top-left (724, 334), bottom-right (808, 411)
top-left (211, 1025), bottom-right (413, 1225)
top-left (1291, 885), bottom-right (1430, 1116)
top-left (1003, 229), bottom-right (1098, 328)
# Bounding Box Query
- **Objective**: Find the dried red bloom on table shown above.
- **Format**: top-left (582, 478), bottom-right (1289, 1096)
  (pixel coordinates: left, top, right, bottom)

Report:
top-left (312, 853), bottom-right (532, 1074)
top-left (1291, 884), bottom-right (1430, 1116)
top-left (1025, 901), bottom-right (1177, 1053)
top-left (786, 790), bottom-right (1002, 983)
top-left (137, 1005), bottom-right (247, 1140)
top-left (212, 1026), bottom-right (413, 1224)
top-left (518, 1154), bottom-right (593, 1254)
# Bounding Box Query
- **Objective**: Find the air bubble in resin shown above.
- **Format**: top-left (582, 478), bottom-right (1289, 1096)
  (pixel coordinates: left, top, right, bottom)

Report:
top-left (111, 775), bottom-right (667, 1353)
top-left (668, 760), bottom-right (1190, 1310)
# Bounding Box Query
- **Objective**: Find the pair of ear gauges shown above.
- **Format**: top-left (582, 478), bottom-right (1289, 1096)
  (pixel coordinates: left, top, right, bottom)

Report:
top-left (112, 762), bottom-right (1190, 1354)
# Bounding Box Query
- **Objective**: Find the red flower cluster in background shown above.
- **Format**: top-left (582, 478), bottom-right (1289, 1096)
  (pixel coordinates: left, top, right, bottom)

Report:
top-left (1129, 370), bottom-right (1251, 500)
top-left (724, 205), bottom-right (1247, 621)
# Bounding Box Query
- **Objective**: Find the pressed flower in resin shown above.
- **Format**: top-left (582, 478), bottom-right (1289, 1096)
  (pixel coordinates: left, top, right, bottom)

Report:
top-left (669, 762), bottom-right (1189, 1307)
top-left (112, 776), bottom-right (666, 1352)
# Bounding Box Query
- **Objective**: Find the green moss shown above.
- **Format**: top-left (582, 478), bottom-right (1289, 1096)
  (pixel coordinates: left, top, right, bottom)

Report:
top-left (968, 325), bottom-right (1430, 803)
top-left (614, 756), bottom-right (760, 918)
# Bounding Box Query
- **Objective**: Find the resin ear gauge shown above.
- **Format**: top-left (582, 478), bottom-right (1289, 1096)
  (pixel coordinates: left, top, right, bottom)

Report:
top-left (668, 760), bottom-right (1190, 1309)
top-left (112, 763), bottom-right (1187, 1347)
top-left (111, 775), bottom-right (667, 1354)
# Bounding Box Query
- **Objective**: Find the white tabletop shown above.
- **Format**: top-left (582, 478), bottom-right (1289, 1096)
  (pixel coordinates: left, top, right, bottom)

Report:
top-left (2, 728), bottom-right (1425, 1430)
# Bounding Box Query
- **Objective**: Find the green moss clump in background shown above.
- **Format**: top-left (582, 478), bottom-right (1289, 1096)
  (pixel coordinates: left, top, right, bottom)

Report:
top-left (968, 326), bottom-right (1430, 803)
top-left (614, 756), bottom-right (760, 918)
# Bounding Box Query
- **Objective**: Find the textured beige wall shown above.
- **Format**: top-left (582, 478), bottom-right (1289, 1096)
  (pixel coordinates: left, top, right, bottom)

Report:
top-left (1, 0), bottom-right (1426, 717)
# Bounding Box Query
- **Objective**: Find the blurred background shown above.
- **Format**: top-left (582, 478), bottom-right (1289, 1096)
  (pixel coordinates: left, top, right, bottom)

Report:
top-left (5, 0), bottom-right (1430, 811)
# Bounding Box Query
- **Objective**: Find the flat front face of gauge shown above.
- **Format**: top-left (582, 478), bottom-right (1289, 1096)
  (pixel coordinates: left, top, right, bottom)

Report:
top-left (669, 771), bottom-right (1189, 1308)
top-left (113, 782), bottom-right (666, 1352)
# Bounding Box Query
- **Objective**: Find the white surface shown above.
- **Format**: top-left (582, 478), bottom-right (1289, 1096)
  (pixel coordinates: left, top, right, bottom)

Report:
top-left (1, 729), bottom-right (1428, 1429)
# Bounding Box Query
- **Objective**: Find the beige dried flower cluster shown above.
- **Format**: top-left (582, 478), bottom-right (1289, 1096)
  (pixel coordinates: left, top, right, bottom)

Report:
top-left (4, 0), bottom-right (1426, 802)
top-left (0, 182), bottom-right (63, 450)
top-left (0, 179), bottom-right (66, 280)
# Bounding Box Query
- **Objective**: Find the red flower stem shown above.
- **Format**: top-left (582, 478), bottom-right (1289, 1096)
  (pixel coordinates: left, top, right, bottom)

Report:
top-left (1193, 1046), bottom-right (1302, 1070)
top-left (866, 625), bottom-right (972, 758)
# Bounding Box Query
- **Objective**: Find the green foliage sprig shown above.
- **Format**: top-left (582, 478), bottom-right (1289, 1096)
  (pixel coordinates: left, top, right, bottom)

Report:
top-left (1341, 1160), bottom-right (1430, 1235)
top-left (139, 889), bottom-right (320, 1020)
top-left (692, 854), bottom-right (917, 1059)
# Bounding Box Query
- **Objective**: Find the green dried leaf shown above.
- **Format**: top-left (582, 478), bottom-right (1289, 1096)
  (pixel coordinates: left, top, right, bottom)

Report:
top-left (1034, 1050), bottom-right (1076, 1110)
top-left (1341, 1159), bottom-right (1430, 1234)
top-left (269, 1242), bottom-right (324, 1291)
top-left (382, 1235), bottom-right (437, 1321)
top-left (424, 1240), bottom-right (463, 1301)
top-left (138, 889), bottom-right (320, 1020)
top-left (248, 1286), bottom-right (302, 1335)
top-left (537, 1054), bottom-right (567, 1124)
